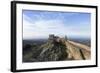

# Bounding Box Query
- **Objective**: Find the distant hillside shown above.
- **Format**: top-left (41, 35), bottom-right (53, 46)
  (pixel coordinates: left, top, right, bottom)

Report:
top-left (23, 35), bottom-right (91, 62)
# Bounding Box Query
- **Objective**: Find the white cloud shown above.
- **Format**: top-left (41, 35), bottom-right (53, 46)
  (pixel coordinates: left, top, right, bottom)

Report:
top-left (23, 19), bottom-right (66, 39)
top-left (23, 15), bottom-right (90, 39)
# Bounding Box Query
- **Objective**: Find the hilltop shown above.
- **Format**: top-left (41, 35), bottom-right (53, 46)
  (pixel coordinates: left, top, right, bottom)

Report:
top-left (23, 34), bottom-right (91, 62)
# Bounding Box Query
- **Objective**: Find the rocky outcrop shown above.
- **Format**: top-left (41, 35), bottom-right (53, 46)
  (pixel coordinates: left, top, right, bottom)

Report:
top-left (37, 39), bottom-right (68, 61)
top-left (36, 34), bottom-right (91, 61)
top-left (23, 34), bottom-right (91, 62)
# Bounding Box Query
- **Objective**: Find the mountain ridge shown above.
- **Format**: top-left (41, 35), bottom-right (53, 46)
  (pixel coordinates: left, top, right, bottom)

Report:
top-left (23, 34), bottom-right (91, 62)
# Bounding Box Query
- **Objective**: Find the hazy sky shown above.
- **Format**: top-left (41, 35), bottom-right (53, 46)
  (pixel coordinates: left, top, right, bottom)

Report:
top-left (23, 10), bottom-right (91, 39)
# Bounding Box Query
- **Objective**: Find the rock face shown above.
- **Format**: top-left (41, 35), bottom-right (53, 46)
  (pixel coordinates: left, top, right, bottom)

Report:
top-left (23, 34), bottom-right (91, 62)
top-left (35, 34), bottom-right (90, 61)
top-left (37, 37), bottom-right (68, 61)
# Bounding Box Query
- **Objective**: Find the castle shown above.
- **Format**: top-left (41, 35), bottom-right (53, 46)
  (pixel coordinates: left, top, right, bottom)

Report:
top-left (48, 34), bottom-right (67, 44)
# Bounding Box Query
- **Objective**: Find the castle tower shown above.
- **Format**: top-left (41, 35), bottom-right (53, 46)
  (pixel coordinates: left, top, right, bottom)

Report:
top-left (49, 34), bottom-right (54, 40)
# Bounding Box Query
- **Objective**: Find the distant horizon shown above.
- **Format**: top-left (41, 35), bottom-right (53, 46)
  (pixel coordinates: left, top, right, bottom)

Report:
top-left (23, 36), bottom-right (91, 40)
top-left (23, 10), bottom-right (91, 39)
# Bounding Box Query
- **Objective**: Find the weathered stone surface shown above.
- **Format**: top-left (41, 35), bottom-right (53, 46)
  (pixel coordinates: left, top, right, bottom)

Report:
top-left (23, 35), bottom-right (91, 62)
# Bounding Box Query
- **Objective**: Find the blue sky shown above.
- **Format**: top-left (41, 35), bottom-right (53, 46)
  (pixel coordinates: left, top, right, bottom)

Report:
top-left (23, 10), bottom-right (91, 39)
